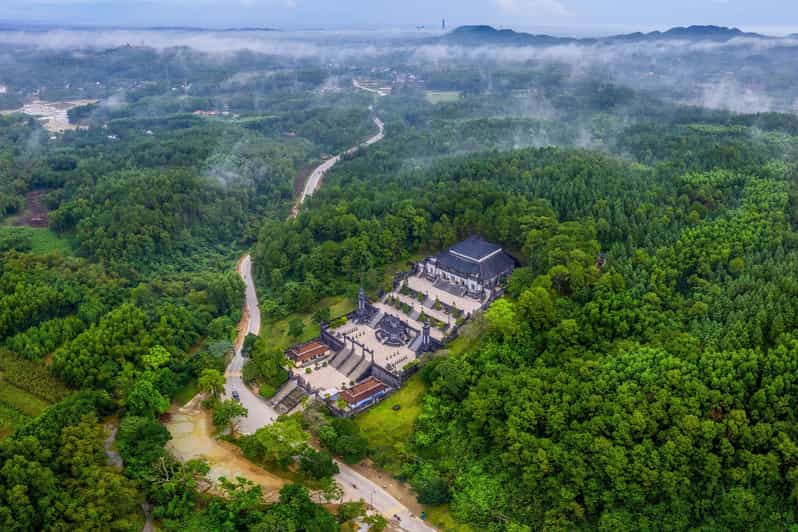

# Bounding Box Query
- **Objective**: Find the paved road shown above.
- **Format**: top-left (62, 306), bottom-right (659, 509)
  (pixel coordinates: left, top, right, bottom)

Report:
top-left (226, 111), bottom-right (431, 530)
top-left (223, 255), bottom-right (278, 435)
top-left (296, 116), bottom-right (385, 209)
top-left (337, 461), bottom-right (435, 532)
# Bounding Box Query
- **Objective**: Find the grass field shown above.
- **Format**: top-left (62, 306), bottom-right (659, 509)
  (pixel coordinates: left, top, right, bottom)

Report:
top-left (260, 296), bottom-right (356, 351)
top-left (0, 378), bottom-right (52, 438)
top-left (425, 91), bottom-right (461, 104)
top-left (0, 379), bottom-right (50, 417)
top-left (0, 226), bottom-right (73, 255)
top-left (355, 373), bottom-right (426, 474)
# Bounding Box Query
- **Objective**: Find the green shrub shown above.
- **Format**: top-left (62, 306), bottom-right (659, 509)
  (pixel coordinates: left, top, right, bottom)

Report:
top-left (260, 385), bottom-right (277, 399)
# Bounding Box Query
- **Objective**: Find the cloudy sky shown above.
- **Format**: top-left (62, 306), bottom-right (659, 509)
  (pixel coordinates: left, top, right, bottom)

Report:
top-left (3, 0), bottom-right (798, 35)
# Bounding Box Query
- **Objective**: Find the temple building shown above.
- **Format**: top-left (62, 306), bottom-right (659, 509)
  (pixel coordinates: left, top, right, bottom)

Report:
top-left (339, 376), bottom-right (388, 409)
top-left (423, 235), bottom-right (515, 299)
top-left (287, 340), bottom-right (330, 367)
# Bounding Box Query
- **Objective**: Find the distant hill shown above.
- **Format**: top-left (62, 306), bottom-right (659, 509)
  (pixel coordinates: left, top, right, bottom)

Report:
top-left (441, 25), bottom-right (578, 46)
top-left (441, 24), bottom-right (769, 47)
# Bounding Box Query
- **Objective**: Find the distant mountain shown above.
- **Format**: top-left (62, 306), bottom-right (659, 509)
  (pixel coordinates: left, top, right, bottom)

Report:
top-left (441, 25), bottom-right (769, 47)
top-left (441, 25), bottom-right (577, 46)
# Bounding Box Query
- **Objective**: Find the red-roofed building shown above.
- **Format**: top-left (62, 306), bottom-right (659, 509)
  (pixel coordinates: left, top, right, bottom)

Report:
top-left (287, 341), bottom-right (330, 366)
top-left (340, 376), bottom-right (388, 409)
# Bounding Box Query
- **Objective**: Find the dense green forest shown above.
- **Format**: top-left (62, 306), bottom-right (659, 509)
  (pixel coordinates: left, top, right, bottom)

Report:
top-left (0, 44), bottom-right (382, 530)
top-left (4, 28), bottom-right (798, 530)
top-left (250, 87), bottom-right (798, 528)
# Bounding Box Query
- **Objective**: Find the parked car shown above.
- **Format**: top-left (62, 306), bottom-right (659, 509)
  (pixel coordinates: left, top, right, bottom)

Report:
top-left (232, 390), bottom-right (240, 402)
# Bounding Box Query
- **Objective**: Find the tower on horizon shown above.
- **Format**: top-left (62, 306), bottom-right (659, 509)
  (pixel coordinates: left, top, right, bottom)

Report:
top-left (442, 18), bottom-right (446, 31)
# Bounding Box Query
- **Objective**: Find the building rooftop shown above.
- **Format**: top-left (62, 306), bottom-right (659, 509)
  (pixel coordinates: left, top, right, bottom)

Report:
top-left (288, 341), bottom-right (329, 363)
top-left (434, 236), bottom-right (515, 281)
top-left (449, 235), bottom-right (503, 263)
top-left (341, 376), bottom-right (387, 405)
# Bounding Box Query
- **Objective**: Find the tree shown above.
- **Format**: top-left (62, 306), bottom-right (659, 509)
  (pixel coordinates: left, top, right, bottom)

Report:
top-left (141, 345), bottom-right (171, 370)
top-left (318, 418), bottom-right (369, 463)
top-left (288, 318), bottom-right (305, 339)
top-left (321, 478), bottom-right (345, 505)
top-left (242, 333), bottom-right (258, 358)
top-left (299, 447), bottom-right (339, 480)
top-left (517, 286), bottom-right (555, 330)
top-left (117, 415), bottom-right (170, 479)
top-left (198, 368), bottom-right (225, 398)
top-left (267, 483), bottom-right (337, 532)
top-left (125, 377), bottom-right (169, 417)
top-left (312, 307), bottom-right (331, 325)
top-left (242, 336), bottom-right (289, 395)
top-left (485, 298), bottom-right (520, 339)
top-left (241, 416), bottom-right (308, 467)
top-left (412, 465), bottom-right (451, 505)
top-left (212, 399), bottom-right (248, 434)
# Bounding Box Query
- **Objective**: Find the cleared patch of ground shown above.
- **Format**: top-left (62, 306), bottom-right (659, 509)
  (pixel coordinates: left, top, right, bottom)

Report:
top-left (164, 405), bottom-right (285, 500)
top-left (13, 190), bottom-right (49, 228)
top-left (0, 226), bottom-right (73, 255)
top-left (424, 91), bottom-right (461, 104)
top-left (0, 378), bottom-right (52, 439)
top-left (0, 99), bottom-right (96, 132)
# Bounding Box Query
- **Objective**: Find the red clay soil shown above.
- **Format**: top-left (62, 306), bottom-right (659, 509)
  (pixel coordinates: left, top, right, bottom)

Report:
top-left (14, 190), bottom-right (49, 228)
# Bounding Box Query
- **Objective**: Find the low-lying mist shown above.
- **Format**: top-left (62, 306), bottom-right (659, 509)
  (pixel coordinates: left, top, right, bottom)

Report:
top-left (1, 26), bottom-right (797, 113)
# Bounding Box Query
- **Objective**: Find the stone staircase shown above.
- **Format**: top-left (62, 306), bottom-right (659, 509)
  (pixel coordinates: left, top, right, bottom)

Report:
top-left (330, 347), bottom-right (353, 369)
top-left (269, 379), bottom-right (298, 406)
top-left (368, 311), bottom-right (384, 328)
top-left (348, 357), bottom-right (372, 379)
top-left (339, 354), bottom-right (364, 377)
top-left (275, 387), bottom-right (307, 414)
top-left (409, 335), bottom-right (424, 353)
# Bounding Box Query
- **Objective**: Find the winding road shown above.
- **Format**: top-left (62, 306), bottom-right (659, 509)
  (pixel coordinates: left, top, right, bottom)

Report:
top-left (223, 255), bottom-right (278, 435)
top-left (293, 116), bottom-right (385, 216)
top-left (222, 114), bottom-right (434, 530)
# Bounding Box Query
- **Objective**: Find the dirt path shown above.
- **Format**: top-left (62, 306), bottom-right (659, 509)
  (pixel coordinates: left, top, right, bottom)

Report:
top-left (11, 190), bottom-right (49, 228)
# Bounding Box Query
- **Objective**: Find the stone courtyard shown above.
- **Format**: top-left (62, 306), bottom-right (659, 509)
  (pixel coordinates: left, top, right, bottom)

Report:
top-left (405, 275), bottom-right (484, 316)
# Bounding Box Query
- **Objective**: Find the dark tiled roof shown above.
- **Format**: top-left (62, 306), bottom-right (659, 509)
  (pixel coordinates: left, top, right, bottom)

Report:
top-left (436, 251), bottom-right (515, 281)
top-left (449, 235), bottom-right (502, 261)
top-left (435, 236), bottom-right (515, 281)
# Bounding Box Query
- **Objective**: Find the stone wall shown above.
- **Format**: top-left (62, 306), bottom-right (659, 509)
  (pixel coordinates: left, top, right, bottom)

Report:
top-left (371, 363), bottom-right (402, 389)
top-left (320, 326), bottom-right (345, 351)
